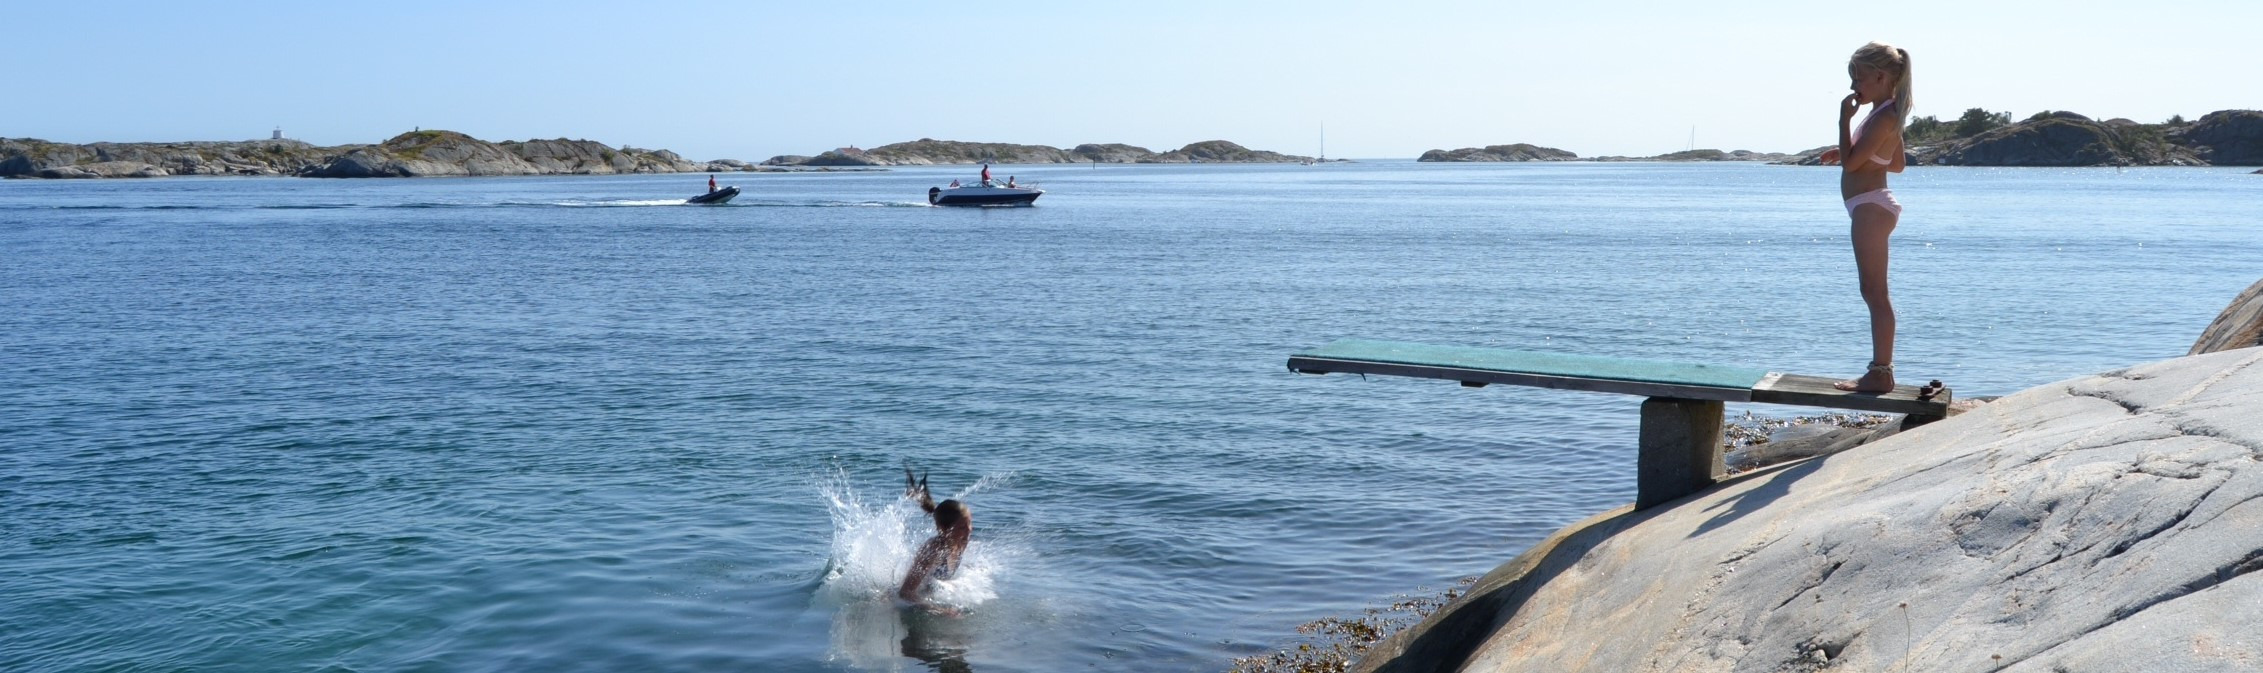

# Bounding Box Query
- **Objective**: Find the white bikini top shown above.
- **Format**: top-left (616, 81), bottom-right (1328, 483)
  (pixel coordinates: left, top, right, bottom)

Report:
top-left (1852, 99), bottom-right (1898, 165)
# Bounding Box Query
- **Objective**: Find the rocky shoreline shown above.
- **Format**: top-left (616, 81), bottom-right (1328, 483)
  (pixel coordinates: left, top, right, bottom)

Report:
top-left (14, 109), bottom-right (2256, 179)
top-left (1240, 282), bottom-right (2263, 673)
top-left (1317, 282), bottom-right (2263, 673)
top-left (1, 132), bottom-right (1326, 179)
top-left (762, 138), bottom-right (1318, 167)
top-left (1421, 108), bottom-right (2262, 167)
top-left (0, 130), bottom-right (846, 179)
top-left (1415, 144), bottom-right (1799, 164)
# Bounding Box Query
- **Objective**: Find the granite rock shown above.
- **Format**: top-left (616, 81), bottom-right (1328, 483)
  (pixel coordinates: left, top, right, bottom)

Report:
top-left (1358, 348), bottom-right (2263, 673)
top-left (1070, 143), bottom-right (1154, 163)
top-left (1926, 116), bottom-right (2161, 166)
top-left (1142, 140), bottom-right (1306, 163)
top-left (1417, 143), bottom-right (1577, 162)
top-left (3, 132), bottom-right (746, 178)
top-left (1919, 113), bottom-right (2201, 167)
top-left (766, 138), bottom-right (1305, 166)
top-left (2172, 110), bottom-right (2263, 165)
top-left (2191, 278), bottom-right (2263, 355)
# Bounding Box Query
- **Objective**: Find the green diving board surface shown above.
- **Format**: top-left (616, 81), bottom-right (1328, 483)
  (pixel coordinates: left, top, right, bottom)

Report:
top-left (1287, 338), bottom-right (1950, 417)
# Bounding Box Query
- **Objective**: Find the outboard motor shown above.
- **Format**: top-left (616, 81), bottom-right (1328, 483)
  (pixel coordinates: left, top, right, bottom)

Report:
top-left (928, 186), bottom-right (941, 206)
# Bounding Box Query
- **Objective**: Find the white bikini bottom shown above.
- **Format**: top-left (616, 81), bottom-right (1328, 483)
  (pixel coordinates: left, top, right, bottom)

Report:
top-left (1844, 188), bottom-right (1901, 217)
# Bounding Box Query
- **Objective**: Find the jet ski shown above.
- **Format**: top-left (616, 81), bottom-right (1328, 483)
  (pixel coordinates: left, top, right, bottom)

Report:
top-left (686, 185), bottom-right (739, 205)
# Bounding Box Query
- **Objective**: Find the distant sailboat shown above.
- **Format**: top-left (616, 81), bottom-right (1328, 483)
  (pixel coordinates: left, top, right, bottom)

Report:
top-left (1305, 123), bottom-right (1326, 165)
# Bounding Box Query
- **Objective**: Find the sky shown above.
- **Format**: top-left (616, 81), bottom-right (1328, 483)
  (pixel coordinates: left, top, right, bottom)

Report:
top-left (7, 1), bottom-right (2256, 160)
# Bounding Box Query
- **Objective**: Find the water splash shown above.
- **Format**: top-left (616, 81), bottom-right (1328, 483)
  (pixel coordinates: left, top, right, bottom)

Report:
top-left (813, 469), bottom-right (1020, 671)
top-left (815, 469), bottom-right (1011, 608)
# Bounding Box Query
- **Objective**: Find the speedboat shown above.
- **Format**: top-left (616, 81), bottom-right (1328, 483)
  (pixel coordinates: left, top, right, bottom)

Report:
top-left (928, 164), bottom-right (1041, 206)
top-left (927, 182), bottom-right (1041, 207)
top-left (686, 185), bottom-right (739, 205)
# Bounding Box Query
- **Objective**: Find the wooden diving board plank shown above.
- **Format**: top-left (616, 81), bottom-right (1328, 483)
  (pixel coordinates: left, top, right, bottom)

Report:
top-left (1288, 337), bottom-right (1955, 510)
top-left (1288, 338), bottom-right (1771, 403)
top-left (1752, 373), bottom-right (1952, 417)
top-left (1288, 338), bottom-right (1952, 416)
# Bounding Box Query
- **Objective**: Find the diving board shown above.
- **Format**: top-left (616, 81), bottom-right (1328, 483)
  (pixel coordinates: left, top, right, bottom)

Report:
top-left (1288, 338), bottom-right (1951, 509)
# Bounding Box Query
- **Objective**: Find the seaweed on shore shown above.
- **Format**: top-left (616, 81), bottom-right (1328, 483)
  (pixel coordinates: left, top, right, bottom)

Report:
top-left (1227, 578), bottom-right (1476, 673)
top-left (1721, 410), bottom-right (1893, 448)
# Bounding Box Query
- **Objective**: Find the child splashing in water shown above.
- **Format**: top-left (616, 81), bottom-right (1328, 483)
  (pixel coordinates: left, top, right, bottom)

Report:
top-left (897, 467), bottom-right (971, 611)
top-left (1818, 42), bottom-right (1912, 393)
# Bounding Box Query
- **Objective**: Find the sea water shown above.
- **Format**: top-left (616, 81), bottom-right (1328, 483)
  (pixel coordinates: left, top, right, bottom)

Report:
top-left (2, 162), bottom-right (2257, 672)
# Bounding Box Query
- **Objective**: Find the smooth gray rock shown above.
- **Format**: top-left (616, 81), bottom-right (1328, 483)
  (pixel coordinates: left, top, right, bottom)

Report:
top-left (1359, 348), bottom-right (2263, 673)
top-left (33, 165), bottom-right (98, 179)
top-left (2191, 278), bottom-right (2263, 355)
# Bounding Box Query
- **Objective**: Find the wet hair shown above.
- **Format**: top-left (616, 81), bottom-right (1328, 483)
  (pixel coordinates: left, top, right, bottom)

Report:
top-left (1849, 42), bottom-right (1913, 127)
top-left (934, 499), bottom-right (969, 530)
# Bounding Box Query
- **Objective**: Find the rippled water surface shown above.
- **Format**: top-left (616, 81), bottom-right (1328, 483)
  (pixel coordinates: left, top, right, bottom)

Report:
top-left (2, 163), bottom-right (2257, 672)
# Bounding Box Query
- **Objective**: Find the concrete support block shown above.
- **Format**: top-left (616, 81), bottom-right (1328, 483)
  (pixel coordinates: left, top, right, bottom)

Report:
top-left (1637, 397), bottom-right (1725, 509)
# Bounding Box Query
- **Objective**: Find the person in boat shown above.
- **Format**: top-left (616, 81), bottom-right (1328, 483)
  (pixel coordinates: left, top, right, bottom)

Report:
top-left (898, 467), bottom-right (971, 607)
top-left (979, 163), bottom-right (992, 187)
top-left (1817, 42), bottom-right (1912, 393)
top-left (708, 174), bottom-right (717, 193)
top-left (1006, 176), bottom-right (1015, 188)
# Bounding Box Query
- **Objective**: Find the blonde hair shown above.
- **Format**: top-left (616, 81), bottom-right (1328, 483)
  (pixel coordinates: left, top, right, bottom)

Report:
top-left (1849, 42), bottom-right (1913, 127)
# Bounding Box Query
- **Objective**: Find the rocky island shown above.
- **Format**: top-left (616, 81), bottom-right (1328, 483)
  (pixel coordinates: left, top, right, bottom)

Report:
top-left (0, 130), bottom-right (781, 179)
top-left (1417, 144), bottom-right (1577, 162)
top-left (1772, 108), bottom-right (2263, 167)
top-left (1425, 109), bottom-right (2260, 167)
top-left (764, 138), bottom-right (1315, 166)
top-left (1332, 282), bottom-right (2263, 673)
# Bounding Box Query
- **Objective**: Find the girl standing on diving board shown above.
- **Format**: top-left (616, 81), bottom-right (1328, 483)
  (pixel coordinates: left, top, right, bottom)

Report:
top-left (1818, 42), bottom-right (1911, 393)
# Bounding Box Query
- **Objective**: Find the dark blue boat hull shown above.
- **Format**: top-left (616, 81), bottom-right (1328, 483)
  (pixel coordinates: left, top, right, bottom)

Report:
top-left (929, 190), bottom-right (1040, 207)
top-left (686, 185), bottom-right (739, 205)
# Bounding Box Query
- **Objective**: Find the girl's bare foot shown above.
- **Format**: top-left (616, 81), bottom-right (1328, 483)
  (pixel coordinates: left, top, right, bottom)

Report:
top-left (1834, 363), bottom-right (1896, 393)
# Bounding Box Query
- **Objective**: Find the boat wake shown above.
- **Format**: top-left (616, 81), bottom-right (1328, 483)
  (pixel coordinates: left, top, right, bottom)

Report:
top-left (518, 199), bottom-right (934, 209)
top-left (7, 200), bottom-right (937, 211)
top-left (539, 198), bottom-right (690, 207)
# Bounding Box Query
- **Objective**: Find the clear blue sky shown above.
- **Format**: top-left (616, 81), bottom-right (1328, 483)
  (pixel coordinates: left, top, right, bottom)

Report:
top-left (8, 1), bottom-right (2255, 160)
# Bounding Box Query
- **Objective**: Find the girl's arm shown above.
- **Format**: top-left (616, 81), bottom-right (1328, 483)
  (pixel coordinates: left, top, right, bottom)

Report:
top-left (1837, 94), bottom-right (1860, 173)
top-left (1842, 107), bottom-right (1898, 175)
top-left (898, 538), bottom-right (946, 602)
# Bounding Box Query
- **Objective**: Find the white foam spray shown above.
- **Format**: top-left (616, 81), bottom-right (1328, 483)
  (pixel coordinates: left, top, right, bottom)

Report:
top-left (813, 469), bottom-right (1017, 670)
